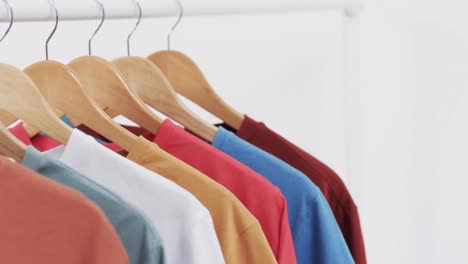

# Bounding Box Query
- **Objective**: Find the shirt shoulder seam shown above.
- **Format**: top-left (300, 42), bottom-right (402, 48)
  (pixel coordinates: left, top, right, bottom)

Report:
top-left (225, 220), bottom-right (262, 263)
top-left (259, 133), bottom-right (356, 210)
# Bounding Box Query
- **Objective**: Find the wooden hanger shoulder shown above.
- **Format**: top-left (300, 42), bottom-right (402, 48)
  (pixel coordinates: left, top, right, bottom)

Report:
top-left (0, 121), bottom-right (27, 162)
top-left (24, 59), bottom-right (138, 151)
top-left (113, 56), bottom-right (217, 142)
top-left (147, 50), bottom-right (245, 130)
top-left (69, 56), bottom-right (162, 133)
top-left (0, 63), bottom-right (72, 144)
top-left (0, 111), bottom-right (20, 127)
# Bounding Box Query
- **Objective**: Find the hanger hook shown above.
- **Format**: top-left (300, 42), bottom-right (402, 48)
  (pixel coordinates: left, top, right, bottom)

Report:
top-left (89, 0), bottom-right (105, 56)
top-left (168, 0), bottom-right (183, 50)
top-left (45, 0), bottom-right (59, 60)
top-left (127, 0), bottom-right (142, 56)
top-left (0, 0), bottom-right (13, 44)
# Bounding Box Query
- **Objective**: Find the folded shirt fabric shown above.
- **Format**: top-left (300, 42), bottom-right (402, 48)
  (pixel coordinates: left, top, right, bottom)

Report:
top-left (125, 137), bottom-right (278, 264)
top-left (44, 129), bottom-right (224, 264)
top-left (12, 123), bottom-right (275, 264)
top-left (221, 116), bottom-right (366, 264)
top-left (101, 119), bottom-right (297, 264)
top-left (212, 127), bottom-right (355, 264)
top-left (21, 147), bottom-right (165, 264)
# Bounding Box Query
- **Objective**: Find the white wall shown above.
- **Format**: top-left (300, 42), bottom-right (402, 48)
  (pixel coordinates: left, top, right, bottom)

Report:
top-left (1, 0), bottom-right (467, 263)
top-left (359, 0), bottom-right (468, 263)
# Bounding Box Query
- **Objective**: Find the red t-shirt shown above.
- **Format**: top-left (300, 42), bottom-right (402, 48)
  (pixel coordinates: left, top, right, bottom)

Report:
top-left (225, 115), bottom-right (367, 264)
top-left (21, 120), bottom-right (298, 264)
top-left (108, 120), bottom-right (297, 264)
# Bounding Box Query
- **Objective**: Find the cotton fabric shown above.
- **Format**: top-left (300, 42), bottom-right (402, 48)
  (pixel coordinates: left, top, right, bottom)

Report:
top-left (44, 129), bottom-right (224, 264)
top-left (0, 156), bottom-right (129, 264)
top-left (101, 120), bottom-right (297, 264)
top-left (126, 137), bottom-right (278, 264)
top-left (223, 116), bottom-right (366, 264)
top-left (213, 127), bottom-right (354, 264)
top-left (10, 123), bottom-right (165, 264)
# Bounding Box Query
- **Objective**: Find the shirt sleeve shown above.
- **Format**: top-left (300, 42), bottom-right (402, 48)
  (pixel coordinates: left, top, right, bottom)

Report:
top-left (307, 192), bottom-right (355, 264)
top-left (82, 202), bottom-right (130, 264)
top-left (226, 221), bottom-right (278, 264)
top-left (151, 241), bottom-right (167, 264)
top-left (185, 213), bottom-right (225, 264)
top-left (276, 198), bottom-right (298, 264)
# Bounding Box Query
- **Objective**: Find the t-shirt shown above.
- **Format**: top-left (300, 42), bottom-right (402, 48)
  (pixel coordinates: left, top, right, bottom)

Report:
top-left (213, 127), bottom-right (354, 264)
top-left (126, 137), bottom-right (277, 264)
top-left (222, 116), bottom-right (366, 264)
top-left (9, 122), bottom-right (165, 264)
top-left (101, 120), bottom-right (297, 264)
top-left (44, 129), bottom-right (224, 264)
top-left (0, 156), bottom-right (129, 264)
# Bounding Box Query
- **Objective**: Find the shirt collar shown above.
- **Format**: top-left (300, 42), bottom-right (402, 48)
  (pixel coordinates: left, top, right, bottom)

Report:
top-left (103, 119), bottom-right (185, 152)
top-left (21, 146), bottom-right (44, 171)
top-left (216, 115), bottom-right (258, 141)
top-left (8, 121), bottom-right (67, 152)
top-left (212, 126), bottom-right (232, 150)
top-left (9, 122), bottom-right (33, 146)
top-left (10, 123), bottom-right (97, 166)
top-left (43, 129), bottom-right (95, 163)
top-left (236, 115), bottom-right (261, 141)
top-left (9, 122), bottom-right (63, 151)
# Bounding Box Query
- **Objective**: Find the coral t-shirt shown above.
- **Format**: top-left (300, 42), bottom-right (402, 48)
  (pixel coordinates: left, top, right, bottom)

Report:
top-left (0, 156), bottom-right (129, 264)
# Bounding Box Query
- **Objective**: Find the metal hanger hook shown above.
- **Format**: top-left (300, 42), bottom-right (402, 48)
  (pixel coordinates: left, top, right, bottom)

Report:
top-left (89, 0), bottom-right (105, 55)
top-left (127, 0), bottom-right (142, 56)
top-left (0, 0), bottom-right (13, 44)
top-left (168, 0), bottom-right (183, 50)
top-left (45, 0), bottom-right (59, 60)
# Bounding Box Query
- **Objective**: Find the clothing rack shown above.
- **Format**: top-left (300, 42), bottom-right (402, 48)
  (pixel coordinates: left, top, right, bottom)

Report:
top-left (0, 0), bottom-right (363, 195)
top-left (1, 0), bottom-right (363, 22)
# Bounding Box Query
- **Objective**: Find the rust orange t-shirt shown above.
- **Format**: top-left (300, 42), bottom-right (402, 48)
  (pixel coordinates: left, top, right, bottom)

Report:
top-left (126, 137), bottom-right (277, 264)
top-left (0, 156), bottom-right (129, 264)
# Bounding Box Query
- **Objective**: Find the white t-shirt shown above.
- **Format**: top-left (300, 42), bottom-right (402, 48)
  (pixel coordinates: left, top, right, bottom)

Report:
top-left (46, 129), bottom-right (225, 264)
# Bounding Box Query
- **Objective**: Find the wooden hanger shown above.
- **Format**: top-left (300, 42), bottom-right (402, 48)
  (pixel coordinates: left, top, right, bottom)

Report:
top-left (147, 50), bottom-right (245, 130)
top-left (0, 63), bottom-right (72, 143)
top-left (24, 60), bottom-right (138, 152)
top-left (0, 1), bottom-right (21, 132)
top-left (65, 0), bottom-right (162, 137)
top-left (107, 1), bottom-right (216, 141)
top-left (0, 1), bottom-right (71, 145)
top-left (0, 111), bottom-right (20, 127)
top-left (145, 2), bottom-right (243, 130)
top-left (0, 121), bottom-right (27, 162)
top-left (0, 109), bottom-right (38, 142)
top-left (113, 56), bottom-right (218, 142)
top-left (18, 0), bottom-right (142, 151)
top-left (68, 56), bottom-right (162, 133)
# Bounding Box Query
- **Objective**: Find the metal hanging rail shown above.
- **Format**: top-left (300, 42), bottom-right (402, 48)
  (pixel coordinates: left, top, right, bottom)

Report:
top-left (0, 0), bottom-right (363, 23)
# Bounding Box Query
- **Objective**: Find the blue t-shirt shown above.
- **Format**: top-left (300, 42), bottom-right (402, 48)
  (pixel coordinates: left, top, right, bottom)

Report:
top-left (213, 127), bottom-right (354, 264)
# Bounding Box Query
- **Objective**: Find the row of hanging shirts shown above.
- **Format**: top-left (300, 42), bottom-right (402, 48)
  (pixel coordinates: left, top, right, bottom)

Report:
top-left (0, 0), bottom-right (367, 264)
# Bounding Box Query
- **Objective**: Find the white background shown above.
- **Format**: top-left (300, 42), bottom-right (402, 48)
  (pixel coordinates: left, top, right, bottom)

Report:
top-left (1, 0), bottom-right (467, 263)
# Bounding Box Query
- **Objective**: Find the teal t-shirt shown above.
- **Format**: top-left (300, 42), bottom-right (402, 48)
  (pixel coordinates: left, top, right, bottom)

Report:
top-left (22, 147), bottom-right (166, 264)
top-left (213, 127), bottom-right (354, 264)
